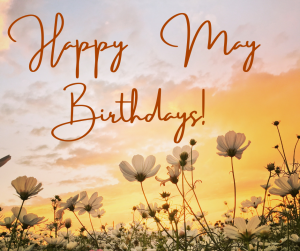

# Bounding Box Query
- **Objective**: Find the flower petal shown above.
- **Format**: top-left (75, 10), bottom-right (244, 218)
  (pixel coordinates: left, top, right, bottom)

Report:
top-left (132, 155), bottom-right (144, 173)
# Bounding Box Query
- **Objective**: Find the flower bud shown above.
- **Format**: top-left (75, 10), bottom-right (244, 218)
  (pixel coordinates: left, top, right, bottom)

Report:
top-left (160, 192), bottom-right (171, 198)
top-left (297, 135), bottom-right (300, 139)
top-left (272, 121), bottom-right (280, 126)
top-left (180, 152), bottom-right (189, 161)
top-left (266, 163), bottom-right (275, 171)
top-left (190, 139), bottom-right (197, 146)
top-left (65, 218), bottom-right (72, 229)
top-left (162, 203), bottom-right (170, 210)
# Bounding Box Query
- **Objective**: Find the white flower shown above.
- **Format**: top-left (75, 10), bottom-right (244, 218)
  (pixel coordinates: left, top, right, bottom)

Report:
top-left (290, 234), bottom-right (300, 243)
top-left (119, 155), bottom-right (161, 182)
top-left (155, 165), bottom-right (181, 186)
top-left (216, 131), bottom-right (251, 159)
top-left (137, 202), bottom-right (158, 218)
top-left (166, 145), bottom-right (199, 171)
top-left (20, 213), bottom-right (45, 229)
top-left (0, 215), bottom-right (15, 228)
top-left (75, 191), bottom-right (103, 215)
top-left (223, 216), bottom-right (270, 241)
top-left (269, 173), bottom-right (300, 197)
top-left (57, 192), bottom-right (87, 217)
top-left (241, 196), bottom-right (263, 209)
top-left (11, 207), bottom-right (27, 221)
top-left (91, 208), bottom-right (106, 218)
top-left (261, 184), bottom-right (272, 190)
top-left (0, 155), bottom-right (11, 167)
top-left (66, 241), bottom-right (78, 250)
top-left (240, 207), bottom-right (249, 213)
top-left (44, 236), bottom-right (66, 245)
top-left (11, 176), bottom-right (43, 201)
top-left (194, 211), bottom-right (208, 220)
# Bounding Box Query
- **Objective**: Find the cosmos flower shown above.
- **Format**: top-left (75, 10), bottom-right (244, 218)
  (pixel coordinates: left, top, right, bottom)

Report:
top-left (290, 234), bottom-right (300, 243)
top-left (136, 203), bottom-right (158, 218)
top-left (19, 213), bottom-right (46, 229)
top-left (194, 211), bottom-right (208, 220)
top-left (260, 184), bottom-right (272, 190)
top-left (166, 145), bottom-right (199, 171)
top-left (224, 216), bottom-right (270, 241)
top-left (119, 155), bottom-right (161, 182)
top-left (269, 173), bottom-right (300, 197)
top-left (91, 209), bottom-right (106, 218)
top-left (0, 215), bottom-right (15, 229)
top-left (0, 155), bottom-right (11, 167)
top-left (11, 176), bottom-right (43, 201)
top-left (241, 196), bottom-right (263, 209)
top-left (75, 191), bottom-right (103, 215)
top-left (11, 207), bottom-right (27, 221)
top-left (155, 165), bottom-right (181, 186)
top-left (240, 207), bottom-right (249, 213)
top-left (66, 241), bottom-right (78, 250)
top-left (216, 131), bottom-right (251, 159)
top-left (57, 192), bottom-right (87, 217)
top-left (44, 236), bottom-right (66, 246)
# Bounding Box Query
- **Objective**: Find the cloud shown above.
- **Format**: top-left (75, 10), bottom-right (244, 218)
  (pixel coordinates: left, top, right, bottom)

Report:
top-left (30, 126), bottom-right (50, 136)
top-left (31, 144), bottom-right (48, 151)
top-left (57, 176), bottom-right (110, 188)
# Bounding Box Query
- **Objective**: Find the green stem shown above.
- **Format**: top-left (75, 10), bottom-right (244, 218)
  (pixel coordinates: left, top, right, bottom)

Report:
top-left (261, 172), bottom-right (271, 223)
top-left (182, 169), bottom-right (187, 251)
top-left (89, 213), bottom-right (99, 249)
top-left (8, 200), bottom-right (25, 251)
top-left (231, 157), bottom-right (237, 223)
top-left (72, 212), bottom-right (96, 243)
top-left (140, 182), bottom-right (182, 249)
top-left (276, 125), bottom-right (291, 174)
top-left (293, 138), bottom-right (299, 172)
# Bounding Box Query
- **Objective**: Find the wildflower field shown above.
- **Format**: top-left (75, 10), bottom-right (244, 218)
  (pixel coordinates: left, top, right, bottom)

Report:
top-left (1, 122), bottom-right (300, 251)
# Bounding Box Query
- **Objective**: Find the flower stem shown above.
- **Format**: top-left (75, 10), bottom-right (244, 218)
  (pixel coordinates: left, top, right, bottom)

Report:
top-left (231, 157), bottom-right (237, 223)
top-left (72, 212), bottom-right (96, 243)
top-left (293, 138), bottom-right (299, 172)
top-left (89, 212), bottom-right (99, 249)
top-left (276, 125), bottom-right (291, 174)
top-left (261, 172), bottom-right (271, 223)
top-left (140, 182), bottom-right (182, 249)
top-left (182, 169), bottom-right (187, 251)
top-left (8, 200), bottom-right (25, 251)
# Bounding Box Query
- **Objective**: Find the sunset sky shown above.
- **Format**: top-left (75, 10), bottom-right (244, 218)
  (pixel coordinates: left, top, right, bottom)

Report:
top-left (1, 0), bottom-right (300, 232)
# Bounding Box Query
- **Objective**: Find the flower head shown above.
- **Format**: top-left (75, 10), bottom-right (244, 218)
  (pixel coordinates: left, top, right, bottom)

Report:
top-left (241, 196), bottom-right (263, 209)
top-left (155, 165), bottom-right (181, 186)
top-left (269, 173), bottom-right (300, 197)
top-left (119, 155), bottom-right (161, 182)
top-left (44, 236), bottom-right (66, 246)
top-left (91, 209), bottom-right (106, 218)
top-left (224, 216), bottom-right (270, 241)
top-left (11, 176), bottom-right (43, 201)
top-left (75, 191), bottom-right (103, 215)
top-left (216, 131), bottom-right (251, 159)
top-left (166, 145), bottom-right (199, 171)
top-left (19, 213), bottom-right (45, 229)
top-left (260, 184), bottom-right (272, 190)
top-left (0, 215), bottom-right (15, 229)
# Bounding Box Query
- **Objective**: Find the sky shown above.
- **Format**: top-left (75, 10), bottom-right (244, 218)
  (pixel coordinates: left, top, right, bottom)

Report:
top-left (1, 0), bottom-right (300, 232)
